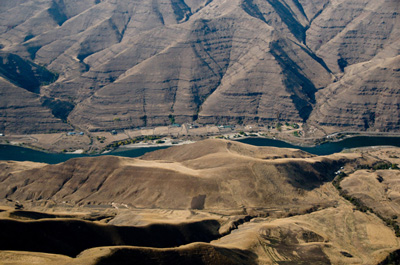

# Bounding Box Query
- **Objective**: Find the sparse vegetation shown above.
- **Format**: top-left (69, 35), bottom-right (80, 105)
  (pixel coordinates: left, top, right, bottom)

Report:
top-left (332, 172), bottom-right (347, 190)
top-left (104, 135), bottom-right (162, 150)
top-left (333, 169), bottom-right (400, 237)
top-left (168, 114), bottom-right (175, 124)
top-left (96, 136), bottom-right (106, 143)
top-left (356, 162), bottom-right (399, 171)
top-left (276, 122), bottom-right (282, 132)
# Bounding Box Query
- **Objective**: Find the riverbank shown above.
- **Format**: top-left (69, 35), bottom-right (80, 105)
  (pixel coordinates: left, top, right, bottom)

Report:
top-left (115, 139), bottom-right (196, 151)
top-left (2, 135), bottom-right (400, 164)
top-left (1, 122), bottom-right (400, 155)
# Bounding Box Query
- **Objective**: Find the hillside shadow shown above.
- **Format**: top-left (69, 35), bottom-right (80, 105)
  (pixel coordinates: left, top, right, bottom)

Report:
top-left (0, 218), bottom-right (221, 257)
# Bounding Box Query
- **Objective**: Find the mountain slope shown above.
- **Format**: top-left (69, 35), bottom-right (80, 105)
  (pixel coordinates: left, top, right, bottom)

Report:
top-left (308, 55), bottom-right (400, 133)
top-left (0, 0), bottom-right (399, 133)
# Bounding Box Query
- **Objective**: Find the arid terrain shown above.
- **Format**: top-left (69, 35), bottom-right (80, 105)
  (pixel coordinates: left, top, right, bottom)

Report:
top-left (1, 139), bottom-right (400, 264)
top-left (0, 0), bottom-right (399, 138)
top-left (1, 2), bottom-right (400, 262)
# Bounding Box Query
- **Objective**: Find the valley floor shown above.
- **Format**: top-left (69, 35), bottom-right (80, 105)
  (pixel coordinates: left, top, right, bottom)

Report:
top-left (2, 122), bottom-right (400, 154)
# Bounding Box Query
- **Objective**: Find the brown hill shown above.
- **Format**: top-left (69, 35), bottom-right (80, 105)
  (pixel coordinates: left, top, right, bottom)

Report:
top-left (78, 243), bottom-right (257, 265)
top-left (1, 141), bottom-right (400, 264)
top-left (0, 0), bottom-right (399, 133)
top-left (0, 243), bottom-right (257, 265)
top-left (0, 139), bottom-right (351, 214)
top-left (340, 148), bottom-right (400, 221)
top-left (213, 204), bottom-right (400, 264)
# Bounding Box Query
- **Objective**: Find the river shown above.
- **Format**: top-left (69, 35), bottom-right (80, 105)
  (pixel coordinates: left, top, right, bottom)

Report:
top-left (237, 136), bottom-right (400, 155)
top-left (1, 136), bottom-right (400, 164)
top-left (0, 145), bottom-right (170, 164)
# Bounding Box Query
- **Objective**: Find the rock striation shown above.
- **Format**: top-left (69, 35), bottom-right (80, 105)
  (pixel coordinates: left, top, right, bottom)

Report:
top-left (0, 0), bottom-right (399, 133)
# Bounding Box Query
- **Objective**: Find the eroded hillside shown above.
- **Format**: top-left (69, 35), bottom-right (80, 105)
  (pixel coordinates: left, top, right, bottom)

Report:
top-left (0, 0), bottom-right (399, 134)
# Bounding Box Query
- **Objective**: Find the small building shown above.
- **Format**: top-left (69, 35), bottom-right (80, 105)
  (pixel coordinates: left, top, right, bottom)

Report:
top-left (67, 132), bottom-right (76, 136)
top-left (79, 132), bottom-right (84, 135)
top-left (0, 133), bottom-right (3, 136)
top-left (171, 123), bottom-right (181, 127)
top-left (111, 130), bottom-right (117, 135)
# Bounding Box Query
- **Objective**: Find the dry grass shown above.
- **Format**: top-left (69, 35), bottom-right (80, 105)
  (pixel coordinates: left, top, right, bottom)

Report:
top-left (1, 140), bottom-right (400, 264)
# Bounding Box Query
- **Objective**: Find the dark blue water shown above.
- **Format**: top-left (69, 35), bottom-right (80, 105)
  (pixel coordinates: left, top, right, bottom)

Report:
top-left (0, 145), bottom-right (169, 164)
top-left (1, 136), bottom-right (400, 164)
top-left (237, 136), bottom-right (400, 156)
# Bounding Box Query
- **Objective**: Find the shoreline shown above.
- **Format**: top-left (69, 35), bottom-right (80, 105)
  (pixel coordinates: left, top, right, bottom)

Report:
top-left (1, 134), bottom-right (400, 165)
top-left (2, 130), bottom-right (400, 155)
top-left (113, 139), bottom-right (196, 151)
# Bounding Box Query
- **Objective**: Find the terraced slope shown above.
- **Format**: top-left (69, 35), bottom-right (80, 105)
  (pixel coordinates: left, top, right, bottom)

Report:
top-left (0, 0), bottom-right (399, 133)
